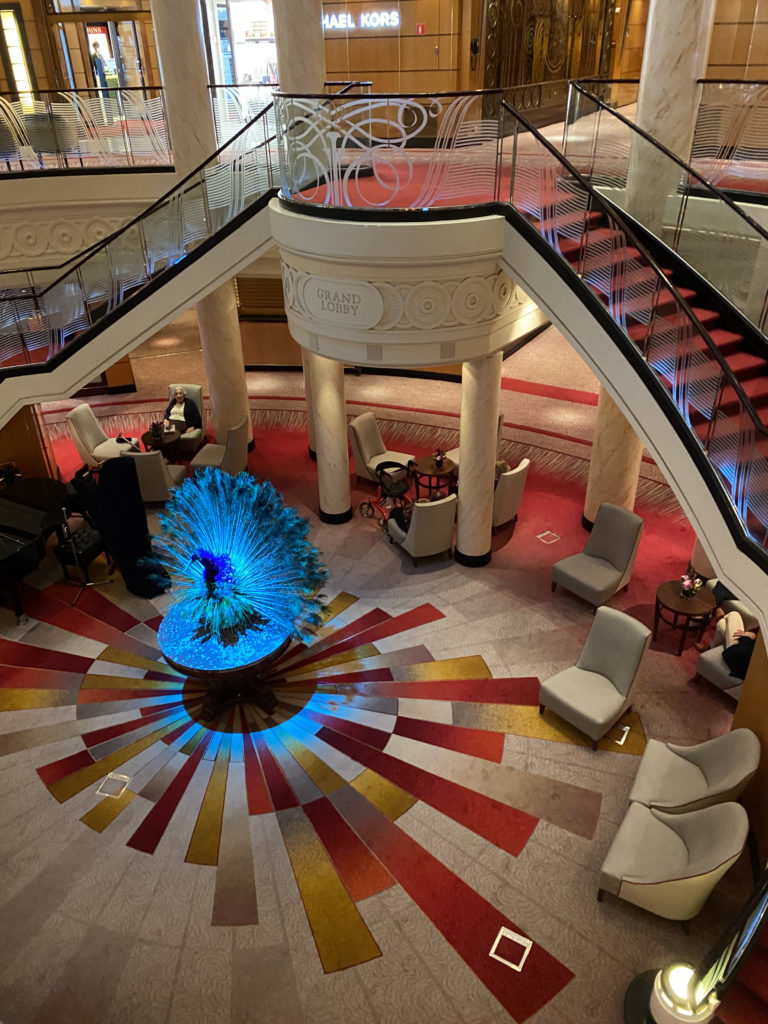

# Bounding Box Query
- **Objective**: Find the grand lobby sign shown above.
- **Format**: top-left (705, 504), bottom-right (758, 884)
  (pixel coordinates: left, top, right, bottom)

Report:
top-left (303, 276), bottom-right (384, 328)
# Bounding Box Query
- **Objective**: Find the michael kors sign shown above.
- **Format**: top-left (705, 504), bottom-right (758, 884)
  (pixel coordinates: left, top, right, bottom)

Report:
top-left (303, 277), bottom-right (383, 328)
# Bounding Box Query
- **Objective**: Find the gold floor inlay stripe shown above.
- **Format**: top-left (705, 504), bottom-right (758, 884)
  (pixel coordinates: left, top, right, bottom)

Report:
top-left (81, 673), bottom-right (184, 692)
top-left (80, 788), bottom-right (137, 832)
top-left (185, 735), bottom-right (231, 865)
top-left (282, 644), bottom-right (380, 675)
top-left (0, 689), bottom-right (75, 711)
top-left (279, 735), bottom-right (347, 795)
top-left (96, 647), bottom-right (183, 675)
top-left (279, 807), bottom-right (381, 973)
top-left (350, 769), bottom-right (416, 821)
top-left (394, 655), bottom-right (492, 681)
top-left (48, 719), bottom-right (184, 802)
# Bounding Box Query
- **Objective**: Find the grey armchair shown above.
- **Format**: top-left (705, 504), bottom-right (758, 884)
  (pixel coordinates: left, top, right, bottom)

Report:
top-left (551, 502), bottom-right (644, 608)
top-left (66, 403), bottom-right (138, 468)
top-left (348, 412), bottom-right (414, 483)
top-left (387, 493), bottom-right (457, 566)
top-left (492, 458), bottom-right (530, 530)
top-left (168, 382), bottom-right (204, 454)
top-left (539, 606), bottom-right (651, 749)
top-left (598, 802), bottom-right (748, 920)
top-left (120, 450), bottom-right (186, 503)
top-left (190, 415), bottom-right (250, 475)
top-left (629, 729), bottom-right (760, 813)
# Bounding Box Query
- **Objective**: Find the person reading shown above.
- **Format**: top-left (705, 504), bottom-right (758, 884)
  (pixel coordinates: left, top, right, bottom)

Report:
top-left (163, 386), bottom-right (202, 435)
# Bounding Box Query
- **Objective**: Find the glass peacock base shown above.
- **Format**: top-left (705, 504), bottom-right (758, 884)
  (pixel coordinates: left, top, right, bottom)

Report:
top-left (158, 605), bottom-right (291, 720)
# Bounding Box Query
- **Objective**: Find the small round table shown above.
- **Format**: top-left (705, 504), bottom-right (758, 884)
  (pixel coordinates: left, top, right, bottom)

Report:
top-left (653, 579), bottom-right (716, 656)
top-left (411, 455), bottom-right (456, 498)
top-left (142, 426), bottom-right (180, 460)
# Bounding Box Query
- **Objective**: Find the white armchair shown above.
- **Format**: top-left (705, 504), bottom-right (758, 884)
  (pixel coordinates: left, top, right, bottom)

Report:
top-left (348, 412), bottom-right (413, 483)
top-left (120, 450), bottom-right (186, 503)
top-left (539, 606), bottom-right (651, 749)
top-left (387, 494), bottom-right (457, 566)
top-left (492, 458), bottom-right (530, 531)
top-left (66, 403), bottom-right (138, 468)
top-left (190, 415), bottom-right (250, 475)
top-left (599, 802), bottom-right (749, 920)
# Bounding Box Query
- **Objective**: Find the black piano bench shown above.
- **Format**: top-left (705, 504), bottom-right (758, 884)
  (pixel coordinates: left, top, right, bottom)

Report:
top-left (53, 525), bottom-right (106, 583)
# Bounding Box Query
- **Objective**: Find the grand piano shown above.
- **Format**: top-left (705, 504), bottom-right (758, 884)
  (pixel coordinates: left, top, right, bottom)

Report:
top-left (0, 477), bottom-right (69, 621)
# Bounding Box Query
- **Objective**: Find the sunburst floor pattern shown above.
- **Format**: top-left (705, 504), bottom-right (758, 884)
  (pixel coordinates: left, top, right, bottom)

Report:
top-left (1, 581), bottom-right (649, 1023)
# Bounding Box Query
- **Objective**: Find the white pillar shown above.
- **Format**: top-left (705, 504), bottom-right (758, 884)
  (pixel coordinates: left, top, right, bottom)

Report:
top-left (626, 0), bottom-right (717, 231)
top-left (151, 0), bottom-right (249, 445)
top-left (583, 386), bottom-right (644, 527)
top-left (306, 350), bottom-right (351, 522)
top-left (301, 348), bottom-right (318, 458)
top-left (455, 352), bottom-right (502, 566)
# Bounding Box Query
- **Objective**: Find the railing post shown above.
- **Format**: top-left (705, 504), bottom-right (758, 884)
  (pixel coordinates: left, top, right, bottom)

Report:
top-left (115, 90), bottom-right (132, 165)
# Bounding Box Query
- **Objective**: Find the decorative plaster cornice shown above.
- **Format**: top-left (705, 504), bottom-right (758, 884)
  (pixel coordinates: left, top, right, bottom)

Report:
top-left (0, 216), bottom-right (128, 265)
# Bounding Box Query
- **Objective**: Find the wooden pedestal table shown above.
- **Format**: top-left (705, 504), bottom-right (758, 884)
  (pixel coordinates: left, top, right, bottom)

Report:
top-left (141, 426), bottom-right (180, 461)
top-left (653, 580), bottom-right (716, 656)
top-left (158, 606), bottom-right (291, 720)
top-left (411, 455), bottom-right (456, 498)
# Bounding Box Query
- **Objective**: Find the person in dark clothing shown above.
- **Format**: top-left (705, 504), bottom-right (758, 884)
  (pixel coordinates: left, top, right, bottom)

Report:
top-left (709, 611), bottom-right (758, 681)
top-left (163, 386), bottom-right (202, 434)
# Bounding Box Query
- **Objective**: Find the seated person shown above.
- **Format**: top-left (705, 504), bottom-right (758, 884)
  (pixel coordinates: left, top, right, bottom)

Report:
top-left (706, 610), bottom-right (758, 680)
top-left (388, 489), bottom-right (446, 532)
top-left (163, 386), bottom-right (202, 434)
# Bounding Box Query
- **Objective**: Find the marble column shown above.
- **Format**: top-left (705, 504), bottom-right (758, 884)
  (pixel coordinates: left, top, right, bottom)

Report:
top-left (273, 0), bottom-right (326, 93)
top-left (455, 351), bottom-right (502, 566)
top-left (301, 348), bottom-right (317, 459)
top-left (307, 350), bottom-right (351, 522)
top-left (152, 0), bottom-right (249, 445)
top-left (583, 386), bottom-right (644, 528)
top-left (273, 0), bottom-right (326, 455)
top-left (626, 0), bottom-right (717, 231)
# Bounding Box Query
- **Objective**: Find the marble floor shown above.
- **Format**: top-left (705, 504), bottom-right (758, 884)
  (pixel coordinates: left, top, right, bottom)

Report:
top-left (0, 383), bottom-right (750, 1024)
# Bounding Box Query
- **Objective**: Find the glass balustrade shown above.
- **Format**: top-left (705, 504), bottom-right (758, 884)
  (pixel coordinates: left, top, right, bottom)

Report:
top-left (0, 103), bottom-right (276, 371)
top-left (564, 82), bottom-right (768, 335)
top-left (0, 87), bottom-right (171, 171)
top-left (691, 81), bottom-right (768, 196)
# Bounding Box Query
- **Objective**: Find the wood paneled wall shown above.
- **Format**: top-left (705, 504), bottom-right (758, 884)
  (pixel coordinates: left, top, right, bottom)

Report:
top-left (707, 0), bottom-right (768, 79)
top-left (0, 405), bottom-right (54, 479)
top-left (323, 0), bottom-right (462, 93)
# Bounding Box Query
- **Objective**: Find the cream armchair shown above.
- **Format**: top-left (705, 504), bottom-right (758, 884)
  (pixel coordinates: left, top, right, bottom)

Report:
top-left (66, 403), bottom-right (138, 468)
top-left (628, 729), bottom-right (760, 813)
top-left (493, 458), bottom-right (530, 531)
top-left (348, 412), bottom-right (414, 483)
top-left (120, 450), bottom-right (186, 503)
top-left (387, 494), bottom-right (457, 566)
top-left (167, 382), bottom-right (204, 454)
top-left (551, 502), bottom-right (644, 608)
top-left (539, 606), bottom-right (651, 749)
top-left (190, 415), bottom-right (250, 475)
top-left (598, 802), bottom-right (749, 920)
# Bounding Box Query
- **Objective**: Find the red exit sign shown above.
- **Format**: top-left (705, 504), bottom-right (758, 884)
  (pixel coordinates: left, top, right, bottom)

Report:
top-left (416, 23), bottom-right (426, 35)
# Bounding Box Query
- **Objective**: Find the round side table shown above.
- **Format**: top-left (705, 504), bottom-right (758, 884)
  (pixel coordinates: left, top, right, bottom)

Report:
top-left (411, 455), bottom-right (456, 498)
top-left (653, 580), bottom-right (715, 656)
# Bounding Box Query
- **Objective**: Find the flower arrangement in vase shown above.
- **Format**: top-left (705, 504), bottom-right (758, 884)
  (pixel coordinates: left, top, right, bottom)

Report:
top-left (680, 572), bottom-right (704, 599)
top-left (150, 420), bottom-right (163, 443)
top-left (432, 447), bottom-right (446, 469)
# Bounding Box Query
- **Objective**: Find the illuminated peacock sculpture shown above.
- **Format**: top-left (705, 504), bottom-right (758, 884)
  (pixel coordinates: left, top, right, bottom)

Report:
top-left (156, 469), bottom-right (328, 673)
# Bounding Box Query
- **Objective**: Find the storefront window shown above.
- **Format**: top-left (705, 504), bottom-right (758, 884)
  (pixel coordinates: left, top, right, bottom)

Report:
top-left (203, 0), bottom-right (276, 85)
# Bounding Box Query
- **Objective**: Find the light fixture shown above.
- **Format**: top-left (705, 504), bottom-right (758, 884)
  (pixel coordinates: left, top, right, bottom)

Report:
top-left (648, 963), bottom-right (718, 1023)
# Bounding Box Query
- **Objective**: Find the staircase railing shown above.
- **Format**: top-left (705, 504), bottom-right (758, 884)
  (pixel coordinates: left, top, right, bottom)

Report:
top-left (0, 102), bottom-right (278, 376)
top-left (274, 87), bottom-right (768, 560)
top-left (692, 80), bottom-right (768, 196)
top-left (0, 86), bottom-right (171, 172)
top-left (565, 81), bottom-right (768, 334)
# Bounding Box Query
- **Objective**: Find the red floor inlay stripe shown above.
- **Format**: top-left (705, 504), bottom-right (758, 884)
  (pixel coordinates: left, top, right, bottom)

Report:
top-left (0, 667), bottom-right (84, 691)
top-left (243, 732), bottom-right (273, 815)
top-left (19, 584), bottom-right (159, 660)
top-left (42, 582), bottom-right (141, 632)
top-left (127, 729), bottom-right (214, 854)
top-left (82, 706), bottom-right (184, 747)
top-left (331, 786), bottom-right (573, 1022)
top-left (339, 678), bottom-right (541, 704)
top-left (393, 717), bottom-right (505, 762)
top-left (303, 796), bottom-right (395, 902)
top-left (275, 608), bottom-right (393, 668)
top-left (501, 376), bottom-right (599, 406)
top-left (145, 615), bottom-right (163, 631)
top-left (0, 638), bottom-right (92, 674)
top-left (252, 734), bottom-right (298, 811)
top-left (286, 605), bottom-right (444, 673)
top-left (38, 748), bottom-right (95, 786)
top-left (304, 710), bottom-right (391, 750)
top-left (317, 726), bottom-right (538, 857)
